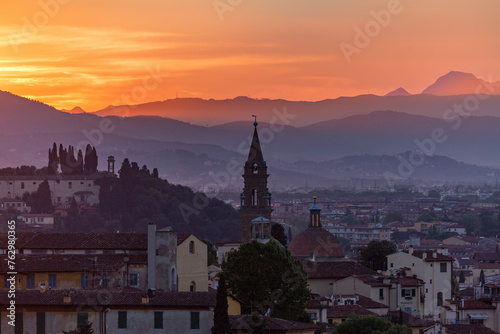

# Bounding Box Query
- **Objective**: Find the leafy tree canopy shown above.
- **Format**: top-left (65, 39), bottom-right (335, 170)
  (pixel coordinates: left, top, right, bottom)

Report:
top-left (360, 240), bottom-right (397, 271)
top-left (383, 210), bottom-right (404, 224)
top-left (334, 315), bottom-right (411, 334)
top-left (222, 240), bottom-right (310, 321)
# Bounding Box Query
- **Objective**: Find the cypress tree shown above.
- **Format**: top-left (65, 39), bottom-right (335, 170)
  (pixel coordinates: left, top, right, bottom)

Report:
top-left (84, 144), bottom-right (92, 173)
top-left (92, 146), bottom-right (98, 172)
top-left (212, 274), bottom-right (231, 334)
top-left (152, 168), bottom-right (159, 178)
top-left (77, 149), bottom-right (84, 174)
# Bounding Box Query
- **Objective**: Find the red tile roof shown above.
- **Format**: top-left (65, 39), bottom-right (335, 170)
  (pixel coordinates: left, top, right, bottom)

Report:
top-left (0, 254), bottom-right (146, 272)
top-left (302, 260), bottom-right (376, 279)
top-left (0, 289), bottom-right (216, 307)
top-left (330, 294), bottom-right (387, 309)
top-left (387, 311), bottom-right (433, 327)
top-left (177, 233), bottom-right (192, 245)
top-left (327, 304), bottom-right (377, 318)
top-left (408, 250), bottom-right (453, 262)
top-left (445, 324), bottom-right (499, 334)
top-left (288, 227), bottom-right (344, 258)
top-left (1, 232), bottom-right (148, 250)
top-left (391, 276), bottom-right (425, 287)
top-left (229, 315), bottom-right (317, 331)
top-left (458, 300), bottom-right (496, 310)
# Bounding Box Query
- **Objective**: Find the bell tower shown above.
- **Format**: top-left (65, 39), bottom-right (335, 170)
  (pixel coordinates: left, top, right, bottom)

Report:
top-left (240, 117), bottom-right (273, 242)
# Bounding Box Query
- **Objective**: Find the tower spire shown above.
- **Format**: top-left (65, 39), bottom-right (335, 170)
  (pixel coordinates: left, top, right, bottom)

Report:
top-left (309, 193), bottom-right (321, 228)
top-left (247, 115), bottom-right (264, 165)
top-left (240, 118), bottom-right (273, 242)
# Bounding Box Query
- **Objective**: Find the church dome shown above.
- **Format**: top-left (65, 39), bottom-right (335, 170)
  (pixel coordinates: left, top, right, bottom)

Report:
top-left (288, 227), bottom-right (344, 259)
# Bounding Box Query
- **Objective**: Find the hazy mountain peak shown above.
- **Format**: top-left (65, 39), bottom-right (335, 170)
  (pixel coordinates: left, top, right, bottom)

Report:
top-left (385, 87), bottom-right (412, 96)
top-left (421, 71), bottom-right (488, 96)
top-left (61, 106), bottom-right (87, 114)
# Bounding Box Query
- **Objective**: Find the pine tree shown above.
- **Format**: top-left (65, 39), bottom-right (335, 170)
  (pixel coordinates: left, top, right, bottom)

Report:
top-left (212, 274), bottom-right (231, 334)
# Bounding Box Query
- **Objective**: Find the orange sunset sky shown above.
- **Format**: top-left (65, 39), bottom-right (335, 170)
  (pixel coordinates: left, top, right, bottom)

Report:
top-left (0, 0), bottom-right (499, 112)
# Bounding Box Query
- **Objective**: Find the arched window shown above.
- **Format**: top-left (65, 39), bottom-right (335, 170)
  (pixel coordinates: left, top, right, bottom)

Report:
top-left (190, 281), bottom-right (196, 292)
top-left (189, 241), bottom-right (195, 254)
top-left (252, 189), bottom-right (258, 206)
top-left (252, 162), bottom-right (258, 174)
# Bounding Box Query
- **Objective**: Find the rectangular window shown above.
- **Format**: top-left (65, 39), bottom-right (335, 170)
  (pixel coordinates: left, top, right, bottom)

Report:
top-left (27, 274), bottom-right (35, 289)
top-left (81, 274), bottom-right (89, 289)
top-left (21, 182), bottom-right (25, 189)
top-left (122, 272), bottom-right (127, 286)
top-left (190, 312), bottom-right (200, 329)
top-left (78, 312), bottom-right (88, 327)
top-left (37, 312), bottom-right (46, 334)
top-left (440, 263), bottom-right (447, 272)
top-left (379, 288), bottom-right (384, 299)
top-left (129, 273), bottom-right (139, 287)
top-left (118, 311), bottom-right (127, 328)
top-left (68, 182), bottom-right (72, 189)
top-left (154, 311), bottom-right (163, 329)
top-left (48, 274), bottom-right (57, 289)
top-left (401, 289), bottom-right (416, 297)
top-left (15, 312), bottom-right (23, 334)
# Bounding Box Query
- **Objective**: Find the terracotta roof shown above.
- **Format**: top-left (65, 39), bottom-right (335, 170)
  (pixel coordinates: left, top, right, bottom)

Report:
top-left (331, 294), bottom-right (387, 309)
top-left (177, 233), bottom-right (192, 245)
top-left (288, 227), bottom-right (344, 258)
top-left (391, 276), bottom-right (425, 287)
top-left (355, 294), bottom-right (388, 309)
top-left (327, 304), bottom-right (377, 318)
top-left (229, 315), bottom-right (317, 331)
top-left (0, 254), bottom-right (146, 272)
top-left (0, 232), bottom-right (148, 250)
top-left (409, 250), bottom-right (453, 262)
top-left (458, 300), bottom-right (496, 310)
top-left (445, 324), bottom-right (499, 334)
top-left (0, 289), bottom-right (216, 307)
top-left (474, 253), bottom-right (500, 262)
top-left (387, 311), bottom-right (433, 327)
top-left (302, 260), bottom-right (376, 279)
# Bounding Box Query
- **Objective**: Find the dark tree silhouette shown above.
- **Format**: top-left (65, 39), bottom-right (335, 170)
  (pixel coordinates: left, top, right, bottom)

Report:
top-left (32, 179), bottom-right (54, 213)
top-left (271, 223), bottom-right (287, 246)
top-left (212, 274), bottom-right (231, 334)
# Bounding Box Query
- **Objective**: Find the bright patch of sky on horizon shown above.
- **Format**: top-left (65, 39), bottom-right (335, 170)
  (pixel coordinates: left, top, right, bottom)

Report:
top-left (0, 0), bottom-right (498, 111)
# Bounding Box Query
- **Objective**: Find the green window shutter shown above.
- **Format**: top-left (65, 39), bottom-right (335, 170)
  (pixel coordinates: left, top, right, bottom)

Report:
top-left (190, 312), bottom-right (200, 329)
top-left (118, 311), bottom-right (127, 328)
top-left (154, 311), bottom-right (163, 329)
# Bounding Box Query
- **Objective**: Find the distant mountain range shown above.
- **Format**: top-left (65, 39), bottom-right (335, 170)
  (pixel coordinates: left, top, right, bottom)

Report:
top-left (2, 71), bottom-right (500, 190)
top-left (85, 71), bottom-right (500, 127)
